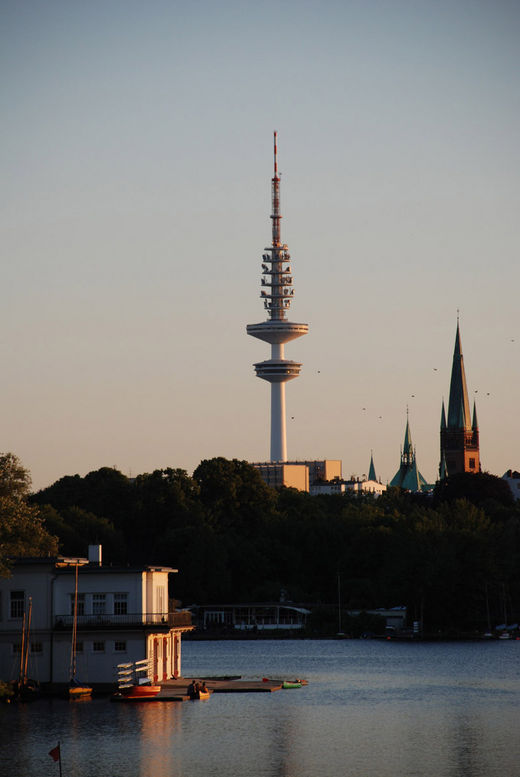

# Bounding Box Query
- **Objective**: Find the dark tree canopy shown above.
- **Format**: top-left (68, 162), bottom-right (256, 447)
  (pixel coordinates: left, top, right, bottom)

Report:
top-left (32, 467), bottom-right (133, 528)
top-left (25, 457), bottom-right (520, 632)
top-left (433, 472), bottom-right (514, 510)
top-left (0, 453), bottom-right (58, 576)
top-left (0, 452), bottom-right (32, 500)
top-left (193, 458), bottom-right (277, 532)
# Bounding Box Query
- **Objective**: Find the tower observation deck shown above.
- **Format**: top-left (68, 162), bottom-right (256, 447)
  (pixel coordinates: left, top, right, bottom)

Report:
top-left (246, 133), bottom-right (309, 462)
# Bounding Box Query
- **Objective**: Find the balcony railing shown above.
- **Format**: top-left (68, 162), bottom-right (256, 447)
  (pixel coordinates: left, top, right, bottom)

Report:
top-left (54, 611), bottom-right (192, 630)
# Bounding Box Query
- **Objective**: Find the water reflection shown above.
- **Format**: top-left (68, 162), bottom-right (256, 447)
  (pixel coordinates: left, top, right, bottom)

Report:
top-left (133, 703), bottom-right (181, 776)
top-left (263, 703), bottom-right (298, 777)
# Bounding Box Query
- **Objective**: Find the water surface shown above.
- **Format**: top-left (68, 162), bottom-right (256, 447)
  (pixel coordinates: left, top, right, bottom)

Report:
top-left (2, 639), bottom-right (519, 777)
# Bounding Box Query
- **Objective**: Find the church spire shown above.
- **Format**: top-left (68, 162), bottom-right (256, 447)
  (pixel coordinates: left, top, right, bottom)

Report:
top-left (391, 412), bottom-right (429, 492)
top-left (472, 401), bottom-right (478, 431)
top-left (402, 406), bottom-right (413, 464)
top-left (368, 451), bottom-right (377, 482)
top-left (447, 321), bottom-right (471, 431)
top-left (439, 449), bottom-right (448, 480)
top-left (440, 399), bottom-right (447, 431)
top-left (439, 318), bottom-right (480, 478)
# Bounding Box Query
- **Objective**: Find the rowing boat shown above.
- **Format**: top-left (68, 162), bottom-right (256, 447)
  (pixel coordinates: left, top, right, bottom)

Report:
top-left (120, 684), bottom-right (161, 699)
top-left (189, 689), bottom-right (210, 700)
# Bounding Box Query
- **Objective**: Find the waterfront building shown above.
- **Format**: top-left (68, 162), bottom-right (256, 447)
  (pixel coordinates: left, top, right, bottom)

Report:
top-left (190, 603), bottom-right (406, 632)
top-left (192, 603), bottom-right (311, 632)
top-left (439, 321), bottom-right (480, 477)
top-left (0, 545), bottom-right (192, 688)
top-left (390, 413), bottom-right (430, 492)
top-left (247, 133), bottom-right (308, 462)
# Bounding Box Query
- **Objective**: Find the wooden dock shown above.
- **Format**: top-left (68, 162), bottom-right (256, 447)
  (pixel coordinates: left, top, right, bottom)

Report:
top-left (111, 676), bottom-right (305, 703)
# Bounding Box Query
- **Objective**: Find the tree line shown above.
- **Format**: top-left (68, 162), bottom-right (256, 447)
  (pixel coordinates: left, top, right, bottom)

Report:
top-left (1, 453), bottom-right (519, 633)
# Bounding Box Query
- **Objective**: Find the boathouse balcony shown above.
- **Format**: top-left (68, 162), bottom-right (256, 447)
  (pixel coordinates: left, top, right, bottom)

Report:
top-left (54, 610), bottom-right (192, 631)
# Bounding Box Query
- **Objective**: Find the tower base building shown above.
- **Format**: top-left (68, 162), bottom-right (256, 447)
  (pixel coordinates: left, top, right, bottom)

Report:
top-left (253, 459), bottom-right (342, 492)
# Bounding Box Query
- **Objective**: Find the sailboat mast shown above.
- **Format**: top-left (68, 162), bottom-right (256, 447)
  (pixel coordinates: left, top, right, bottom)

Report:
top-left (23, 597), bottom-right (32, 685)
top-left (18, 609), bottom-right (27, 686)
top-left (337, 574), bottom-right (342, 635)
top-left (70, 563), bottom-right (79, 681)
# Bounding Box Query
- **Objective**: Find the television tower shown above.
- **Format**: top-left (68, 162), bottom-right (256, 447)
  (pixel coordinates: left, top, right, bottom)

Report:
top-left (247, 133), bottom-right (309, 462)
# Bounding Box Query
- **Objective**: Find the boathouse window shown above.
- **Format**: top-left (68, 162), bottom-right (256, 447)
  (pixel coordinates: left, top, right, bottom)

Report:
top-left (76, 642), bottom-right (83, 653)
top-left (30, 642), bottom-right (43, 654)
top-left (93, 641), bottom-right (105, 653)
top-left (10, 591), bottom-right (24, 619)
top-left (12, 642), bottom-right (22, 654)
top-left (114, 641), bottom-right (127, 652)
top-left (69, 593), bottom-right (85, 616)
top-left (92, 594), bottom-right (106, 615)
top-left (114, 593), bottom-right (128, 615)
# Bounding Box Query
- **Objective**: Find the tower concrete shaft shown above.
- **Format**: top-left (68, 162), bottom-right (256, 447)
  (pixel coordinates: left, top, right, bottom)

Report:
top-left (246, 133), bottom-right (308, 462)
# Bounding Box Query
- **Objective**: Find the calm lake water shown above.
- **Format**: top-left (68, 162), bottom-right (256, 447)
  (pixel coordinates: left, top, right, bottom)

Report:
top-left (2, 639), bottom-right (520, 777)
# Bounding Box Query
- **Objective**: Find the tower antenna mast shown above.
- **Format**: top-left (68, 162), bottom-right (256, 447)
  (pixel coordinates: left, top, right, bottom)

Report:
top-left (272, 131), bottom-right (281, 249)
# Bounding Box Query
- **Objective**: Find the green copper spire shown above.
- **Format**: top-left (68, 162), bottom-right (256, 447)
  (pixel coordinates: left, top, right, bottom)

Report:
top-left (401, 457), bottom-right (428, 492)
top-left (402, 408), bottom-right (414, 464)
top-left (439, 449), bottom-right (447, 480)
top-left (391, 413), bottom-right (430, 491)
top-left (440, 399), bottom-right (447, 431)
top-left (403, 420), bottom-right (413, 453)
top-left (472, 401), bottom-right (478, 431)
top-left (447, 321), bottom-right (471, 431)
top-left (368, 452), bottom-right (377, 482)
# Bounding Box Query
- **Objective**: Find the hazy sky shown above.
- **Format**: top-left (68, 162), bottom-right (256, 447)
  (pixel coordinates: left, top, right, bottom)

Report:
top-left (2, 0), bottom-right (519, 491)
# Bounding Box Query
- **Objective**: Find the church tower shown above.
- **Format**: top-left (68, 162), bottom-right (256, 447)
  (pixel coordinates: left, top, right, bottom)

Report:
top-left (390, 411), bottom-right (429, 492)
top-left (439, 321), bottom-right (480, 478)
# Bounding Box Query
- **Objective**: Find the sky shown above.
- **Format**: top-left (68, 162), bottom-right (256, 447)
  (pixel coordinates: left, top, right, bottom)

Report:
top-left (2, 0), bottom-right (519, 491)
